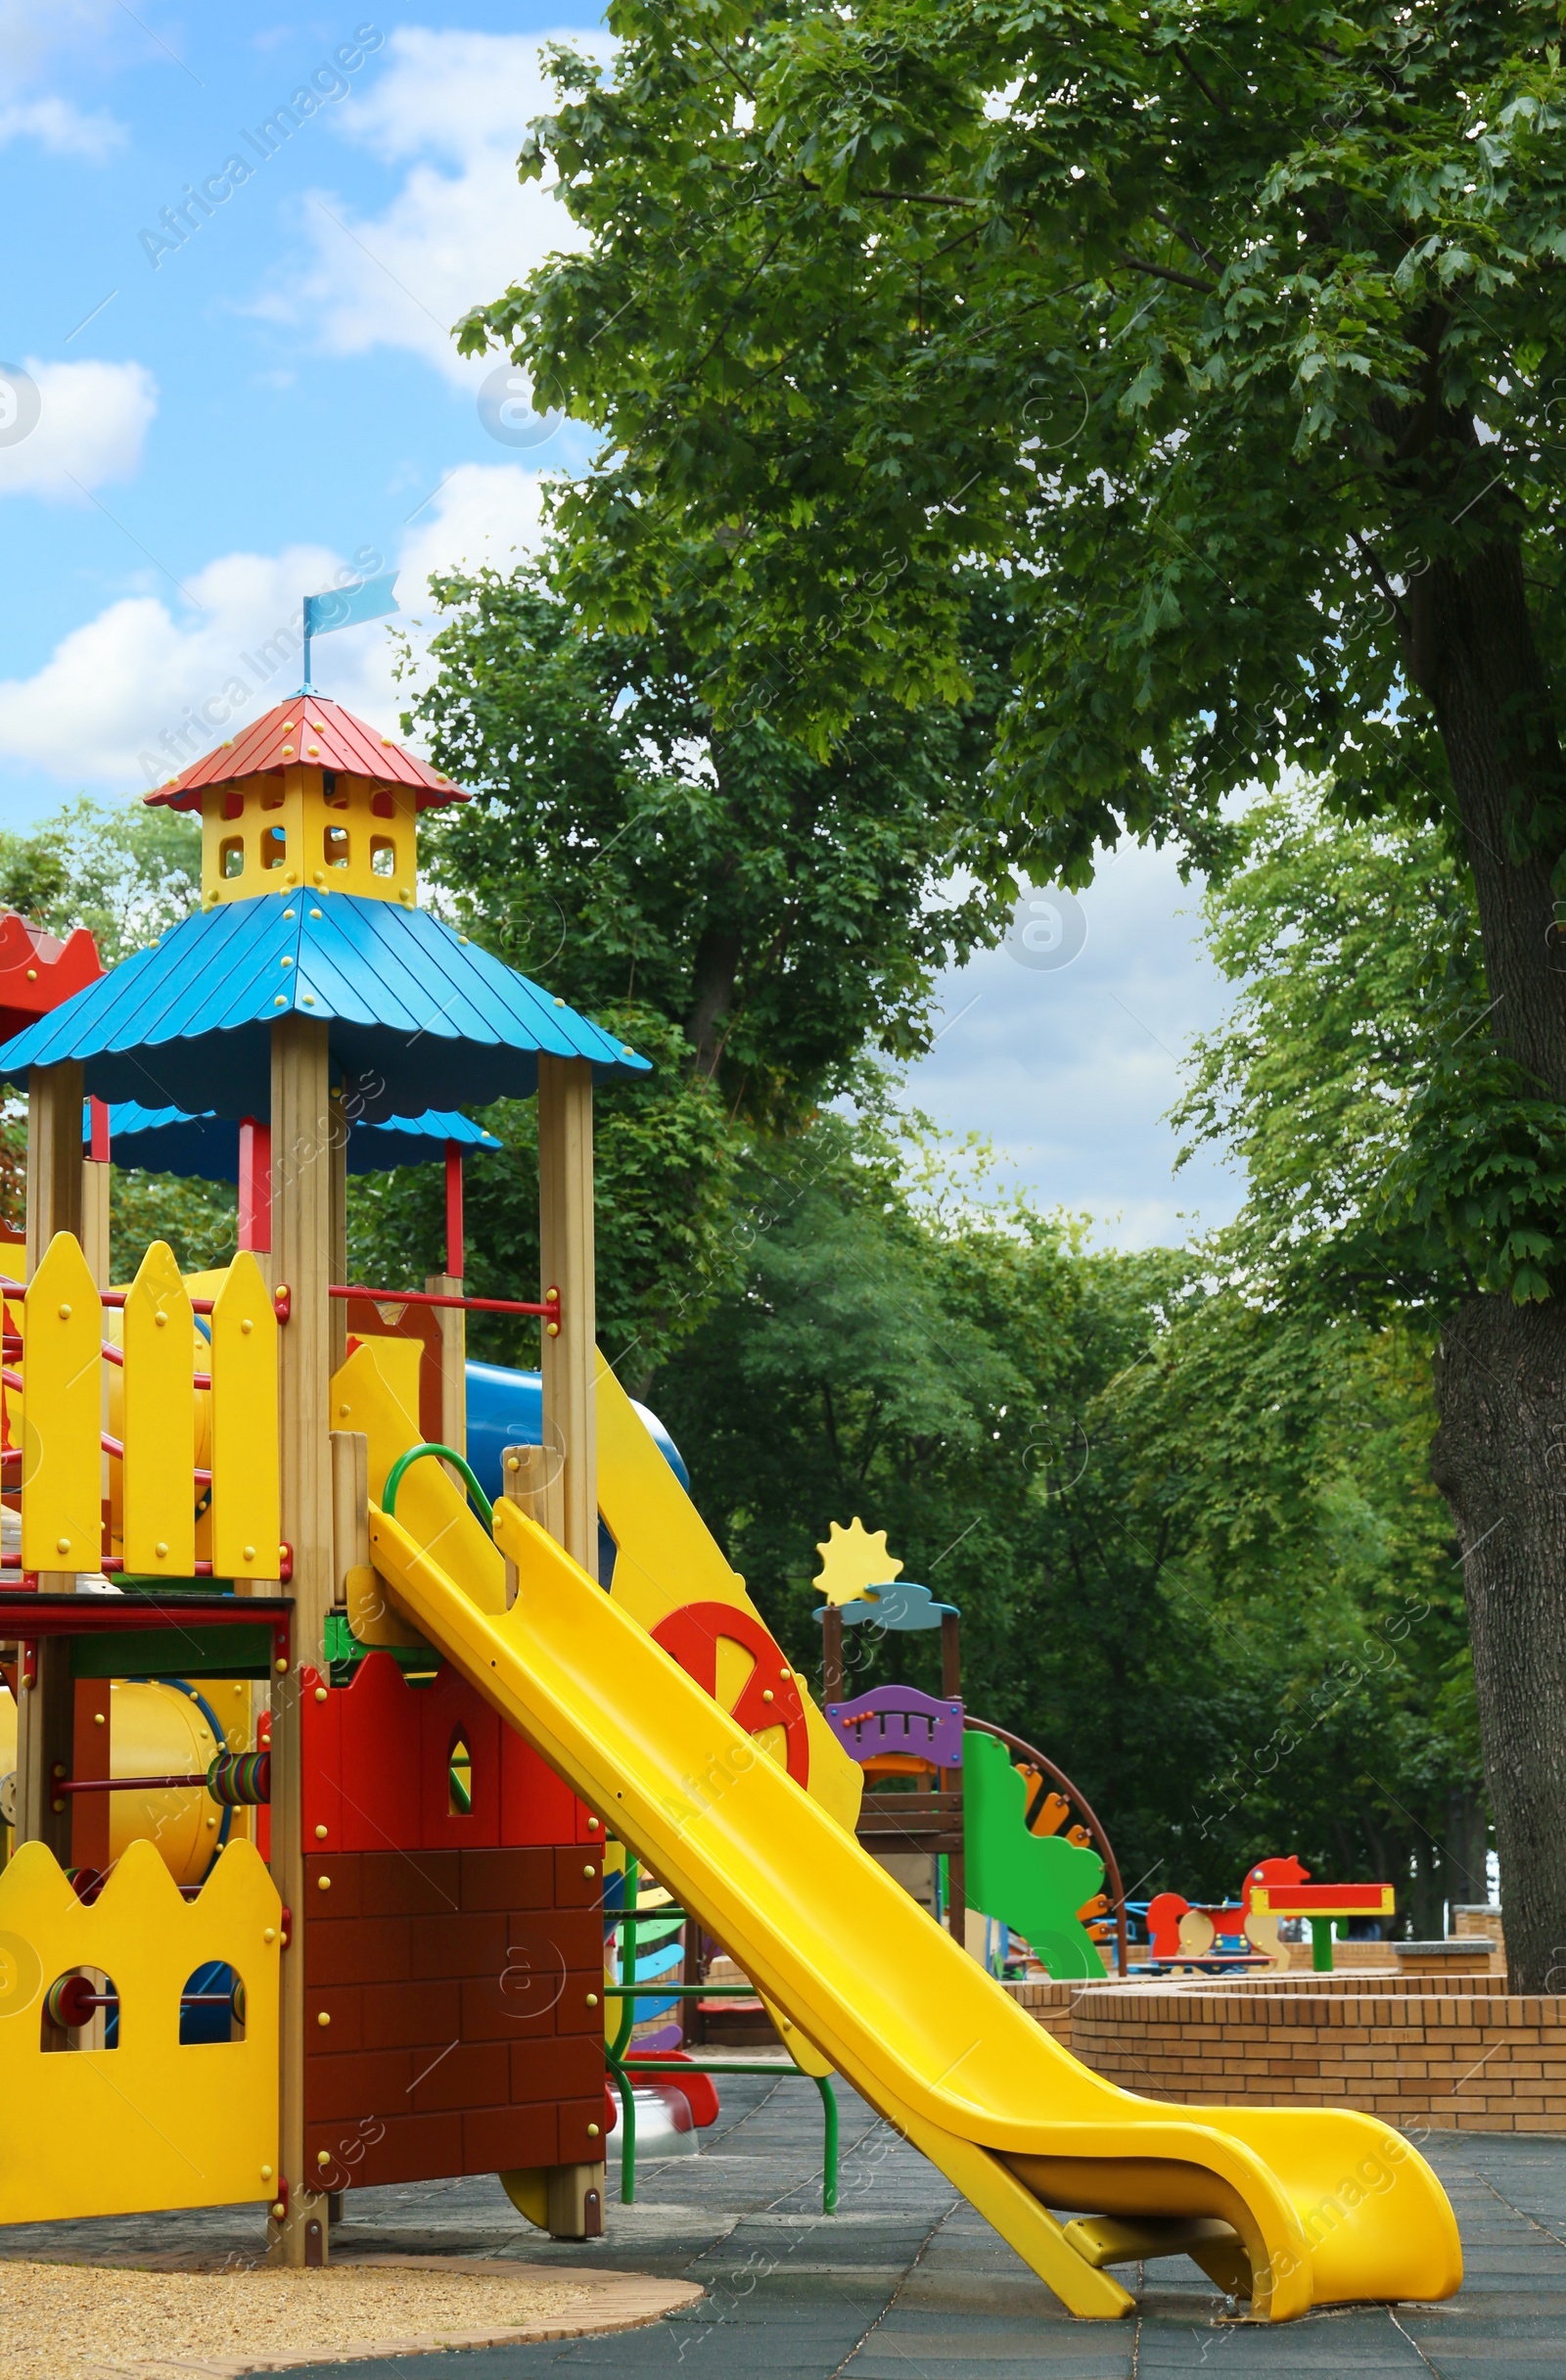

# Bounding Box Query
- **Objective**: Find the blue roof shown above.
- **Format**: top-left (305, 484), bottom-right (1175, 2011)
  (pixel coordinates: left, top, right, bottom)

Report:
top-left (93, 1100), bottom-right (502, 1183)
top-left (0, 891), bottom-right (650, 1117)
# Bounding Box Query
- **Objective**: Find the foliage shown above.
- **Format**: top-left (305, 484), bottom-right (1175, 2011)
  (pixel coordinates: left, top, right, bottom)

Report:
top-left (403, 563), bottom-right (1023, 1126)
top-left (650, 1103), bottom-right (1479, 1911)
top-left (0, 796), bottom-right (200, 963)
top-left (347, 1005), bottom-right (741, 1394)
top-left (464, 1), bottom-right (1563, 804)
top-left (465, 0), bottom-right (1566, 1305)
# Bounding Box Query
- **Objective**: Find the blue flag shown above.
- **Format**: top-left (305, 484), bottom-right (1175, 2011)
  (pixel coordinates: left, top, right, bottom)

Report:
top-left (303, 570), bottom-right (399, 639)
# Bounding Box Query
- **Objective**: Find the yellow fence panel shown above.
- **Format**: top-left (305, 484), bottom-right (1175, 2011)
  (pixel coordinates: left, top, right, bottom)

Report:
top-left (122, 1239), bottom-right (196, 1577)
top-left (0, 1837), bottom-right (280, 2221)
top-left (209, 1252), bottom-right (280, 1582)
top-left (20, 1233), bottom-right (101, 1574)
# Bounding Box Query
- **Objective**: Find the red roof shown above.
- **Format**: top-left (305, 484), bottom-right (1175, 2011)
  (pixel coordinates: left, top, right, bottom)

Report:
top-left (143, 694), bottom-right (467, 814)
top-left (0, 912), bottom-right (103, 1043)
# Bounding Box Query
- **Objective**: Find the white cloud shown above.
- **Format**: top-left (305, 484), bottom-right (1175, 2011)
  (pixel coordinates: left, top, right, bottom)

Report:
top-left (0, 357), bottom-right (158, 502)
top-left (906, 840), bottom-right (1242, 1247)
top-left (0, 95), bottom-right (124, 159)
top-left (0, 1), bottom-right (131, 155)
top-left (0, 463), bottom-right (551, 792)
top-left (256, 27), bottom-right (615, 387)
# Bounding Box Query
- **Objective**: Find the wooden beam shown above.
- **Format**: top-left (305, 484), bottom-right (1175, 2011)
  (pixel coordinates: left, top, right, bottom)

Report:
top-left (537, 1055), bottom-right (597, 1580)
top-left (268, 1016), bottom-right (334, 2267)
top-left (424, 1272), bottom-right (467, 1482)
top-left (18, 1061), bottom-right (86, 1857)
top-left (329, 1094), bottom-right (347, 1381)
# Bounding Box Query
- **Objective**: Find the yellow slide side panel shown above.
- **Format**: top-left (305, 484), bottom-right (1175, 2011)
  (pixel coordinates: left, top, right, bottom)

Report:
top-left (21, 1233), bottom-right (101, 1573)
top-left (594, 1355), bottom-right (861, 1833)
top-left (368, 1498), bottom-right (1460, 2320)
top-left (209, 1251), bottom-right (280, 1582)
top-left (122, 1240), bottom-right (196, 1576)
top-left (334, 1338), bottom-right (505, 1622)
top-left (0, 1838), bottom-right (281, 2222)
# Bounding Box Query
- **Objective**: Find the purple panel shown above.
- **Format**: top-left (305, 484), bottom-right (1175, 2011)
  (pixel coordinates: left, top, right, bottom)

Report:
top-left (825, 1686), bottom-right (964, 1769)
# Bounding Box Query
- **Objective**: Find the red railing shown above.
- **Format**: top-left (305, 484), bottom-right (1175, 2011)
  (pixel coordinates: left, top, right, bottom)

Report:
top-left (332, 1282), bottom-right (562, 1333)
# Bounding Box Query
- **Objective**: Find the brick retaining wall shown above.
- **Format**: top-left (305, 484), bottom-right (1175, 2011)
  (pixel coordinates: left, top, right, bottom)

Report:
top-left (1067, 1980), bottom-right (1566, 2129)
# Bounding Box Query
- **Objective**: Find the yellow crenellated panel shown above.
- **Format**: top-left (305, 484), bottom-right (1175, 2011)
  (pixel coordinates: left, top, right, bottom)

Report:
top-left (0, 1836), bottom-right (281, 2222)
top-left (209, 1252), bottom-right (280, 1581)
top-left (122, 1240), bottom-right (196, 1576)
top-left (21, 1233), bottom-right (101, 1573)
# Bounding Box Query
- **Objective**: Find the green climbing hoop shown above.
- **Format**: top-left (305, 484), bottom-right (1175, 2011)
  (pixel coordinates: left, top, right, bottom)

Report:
top-left (382, 1442), bottom-right (494, 1536)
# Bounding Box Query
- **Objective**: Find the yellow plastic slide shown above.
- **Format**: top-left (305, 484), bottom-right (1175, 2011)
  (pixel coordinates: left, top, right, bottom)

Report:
top-left (366, 1484), bottom-right (1460, 2324)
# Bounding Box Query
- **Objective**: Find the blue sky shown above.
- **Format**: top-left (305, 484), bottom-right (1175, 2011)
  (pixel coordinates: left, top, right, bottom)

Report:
top-left (0, 3), bottom-right (1243, 1243)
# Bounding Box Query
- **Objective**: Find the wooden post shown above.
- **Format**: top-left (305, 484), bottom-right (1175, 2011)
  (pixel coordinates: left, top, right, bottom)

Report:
top-left (17, 1061), bottom-right (86, 1857)
top-left (329, 1093), bottom-right (347, 1382)
top-left (268, 1016), bottom-right (334, 2267)
top-left (82, 1097), bottom-right (111, 1290)
top-left (425, 1274), bottom-right (466, 1470)
top-left (537, 1056), bottom-right (597, 1579)
top-left (940, 1610), bottom-right (966, 1948)
top-left (500, 1443), bottom-right (548, 1606)
top-left (821, 1607), bottom-right (844, 1705)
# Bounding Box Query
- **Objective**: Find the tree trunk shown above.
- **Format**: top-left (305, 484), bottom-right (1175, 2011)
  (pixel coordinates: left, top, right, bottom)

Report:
top-left (685, 923), bottom-right (743, 1081)
top-left (1430, 1295), bottom-right (1566, 1988)
top-left (1411, 525), bottom-right (1566, 1992)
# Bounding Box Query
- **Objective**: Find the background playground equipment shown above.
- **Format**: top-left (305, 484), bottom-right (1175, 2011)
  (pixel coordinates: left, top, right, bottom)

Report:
top-left (1148, 1858), bottom-right (1396, 1975)
top-left (817, 1532), bottom-right (1126, 1977)
top-left (0, 673), bottom-right (1460, 2318)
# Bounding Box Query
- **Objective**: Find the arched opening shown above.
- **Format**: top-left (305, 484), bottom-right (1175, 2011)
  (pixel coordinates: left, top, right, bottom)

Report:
top-left (323, 822), bottom-right (350, 868)
top-left (370, 834), bottom-right (396, 877)
top-left (42, 1968), bottom-right (117, 2050)
top-left (448, 1733), bottom-right (473, 1815)
top-left (180, 1962), bottom-right (246, 2044)
top-left (219, 836), bottom-right (246, 879)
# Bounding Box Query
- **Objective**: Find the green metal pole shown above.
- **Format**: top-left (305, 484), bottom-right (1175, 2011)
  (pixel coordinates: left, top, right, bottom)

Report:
top-left (1310, 1916), bottom-right (1335, 1973)
top-left (605, 2045), bottom-right (637, 2204)
top-left (814, 2074), bottom-right (839, 2216)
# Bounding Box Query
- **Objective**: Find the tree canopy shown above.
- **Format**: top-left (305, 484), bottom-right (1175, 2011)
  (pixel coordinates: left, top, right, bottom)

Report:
top-left (406, 562), bottom-right (1022, 1125)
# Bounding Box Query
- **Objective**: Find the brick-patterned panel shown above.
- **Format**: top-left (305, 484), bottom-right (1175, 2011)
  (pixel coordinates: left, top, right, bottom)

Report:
top-left (303, 1843), bottom-right (605, 2193)
top-left (1068, 1981), bottom-right (1566, 2129)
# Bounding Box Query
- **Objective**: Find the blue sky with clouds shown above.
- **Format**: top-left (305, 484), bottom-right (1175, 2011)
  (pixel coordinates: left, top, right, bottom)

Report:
top-left (0, 3), bottom-right (1243, 1244)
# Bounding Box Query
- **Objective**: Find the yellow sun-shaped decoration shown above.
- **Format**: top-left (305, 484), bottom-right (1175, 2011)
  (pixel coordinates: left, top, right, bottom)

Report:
top-left (813, 1517), bottom-right (904, 1607)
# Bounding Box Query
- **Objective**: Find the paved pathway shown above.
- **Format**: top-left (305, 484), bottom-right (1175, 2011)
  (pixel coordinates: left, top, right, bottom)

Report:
top-left (9, 2077), bottom-right (1566, 2374)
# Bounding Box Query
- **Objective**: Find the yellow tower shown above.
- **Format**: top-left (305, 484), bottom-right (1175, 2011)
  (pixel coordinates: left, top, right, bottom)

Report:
top-left (147, 694), bottom-right (465, 909)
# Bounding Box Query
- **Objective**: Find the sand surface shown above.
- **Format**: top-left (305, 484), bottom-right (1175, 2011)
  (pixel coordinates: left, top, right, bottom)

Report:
top-left (0, 2259), bottom-right (592, 2373)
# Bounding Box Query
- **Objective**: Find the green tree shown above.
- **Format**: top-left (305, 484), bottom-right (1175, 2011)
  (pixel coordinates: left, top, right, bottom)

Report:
top-left (465, 2), bottom-right (1566, 1979)
top-left (652, 1104), bottom-right (1472, 1914)
top-left (0, 795), bottom-right (200, 962)
top-left (405, 563), bottom-right (1022, 1126)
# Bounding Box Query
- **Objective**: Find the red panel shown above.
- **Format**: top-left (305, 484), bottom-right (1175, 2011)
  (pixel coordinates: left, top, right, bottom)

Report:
top-left (304, 1853), bottom-right (360, 1916)
top-left (559, 2097), bottom-right (609, 2163)
top-left (304, 1986), bottom-right (364, 2055)
top-left (511, 2036), bottom-right (604, 2105)
top-left (557, 1972), bottom-right (610, 2037)
top-left (303, 1917), bottom-right (412, 1987)
top-left (465, 2103), bottom-right (557, 2173)
top-left (460, 1971), bottom-right (554, 2043)
top-left (419, 1668), bottom-right (502, 1847)
top-left (359, 1850), bottom-right (461, 1919)
top-left (305, 2047), bottom-right (416, 2123)
top-left (335, 1657), bottom-right (423, 1851)
top-left (301, 1671), bottom-right (344, 1849)
top-left (309, 2111), bottom-right (465, 2191)
top-left (71, 1680), bottom-right (111, 1872)
top-left (577, 1806), bottom-right (606, 1845)
top-left (361, 1979), bottom-right (461, 2050)
top-left (500, 1730), bottom-right (578, 1846)
top-left (554, 1847), bottom-right (604, 1908)
top-left (461, 1846), bottom-right (542, 1911)
top-left (410, 2041), bottom-right (510, 2115)
top-left (408, 1911), bottom-right (510, 1982)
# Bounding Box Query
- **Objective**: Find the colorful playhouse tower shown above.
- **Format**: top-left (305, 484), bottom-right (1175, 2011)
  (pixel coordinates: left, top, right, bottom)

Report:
top-left (0, 691), bottom-right (647, 2263)
top-left (0, 692), bottom-right (1467, 2322)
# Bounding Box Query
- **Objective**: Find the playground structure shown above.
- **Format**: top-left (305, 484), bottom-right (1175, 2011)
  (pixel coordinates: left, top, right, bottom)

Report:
top-left (814, 1524), bottom-right (1125, 1979)
top-left (0, 682), bottom-right (1464, 2319)
top-left (1147, 1860), bottom-right (1397, 1975)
